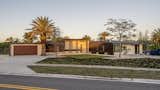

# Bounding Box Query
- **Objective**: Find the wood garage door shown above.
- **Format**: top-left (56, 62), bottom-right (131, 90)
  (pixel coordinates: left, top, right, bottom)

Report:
top-left (14, 46), bottom-right (37, 55)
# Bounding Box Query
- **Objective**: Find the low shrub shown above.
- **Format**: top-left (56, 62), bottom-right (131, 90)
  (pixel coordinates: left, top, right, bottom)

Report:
top-left (38, 55), bottom-right (160, 69)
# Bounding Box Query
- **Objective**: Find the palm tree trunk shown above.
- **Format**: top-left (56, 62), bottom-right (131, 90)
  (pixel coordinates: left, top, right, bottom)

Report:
top-left (41, 35), bottom-right (47, 56)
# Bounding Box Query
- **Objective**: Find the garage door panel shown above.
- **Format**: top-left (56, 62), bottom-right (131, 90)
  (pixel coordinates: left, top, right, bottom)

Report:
top-left (14, 46), bottom-right (37, 55)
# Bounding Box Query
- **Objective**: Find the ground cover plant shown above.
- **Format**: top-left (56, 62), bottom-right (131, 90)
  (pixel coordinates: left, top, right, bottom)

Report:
top-left (37, 54), bottom-right (160, 69)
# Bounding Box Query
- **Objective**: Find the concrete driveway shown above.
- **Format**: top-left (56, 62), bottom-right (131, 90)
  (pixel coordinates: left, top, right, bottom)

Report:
top-left (0, 55), bottom-right (50, 74)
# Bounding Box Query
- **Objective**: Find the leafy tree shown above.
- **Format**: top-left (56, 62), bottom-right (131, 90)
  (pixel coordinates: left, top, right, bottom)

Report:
top-left (0, 42), bottom-right (10, 54)
top-left (5, 37), bottom-right (14, 43)
top-left (82, 35), bottom-right (91, 40)
top-left (52, 26), bottom-right (62, 42)
top-left (151, 28), bottom-right (160, 49)
top-left (138, 31), bottom-right (150, 51)
top-left (5, 37), bottom-right (21, 43)
top-left (105, 18), bottom-right (136, 57)
top-left (138, 32), bottom-right (143, 42)
top-left (63, 36), bottom-right (70, 39)
top-left (27, 16), bottom-right (55, 44)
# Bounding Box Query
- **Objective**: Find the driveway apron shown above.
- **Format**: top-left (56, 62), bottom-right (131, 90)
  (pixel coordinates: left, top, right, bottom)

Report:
top-left (0, 55), bottom-right (48, 74)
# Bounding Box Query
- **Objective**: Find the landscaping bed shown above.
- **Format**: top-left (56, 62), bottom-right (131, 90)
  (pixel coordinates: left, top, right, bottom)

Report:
top-left (29, 66), bottom-right (160, 79)
top-left (37, 54), bottom-right (160, 69)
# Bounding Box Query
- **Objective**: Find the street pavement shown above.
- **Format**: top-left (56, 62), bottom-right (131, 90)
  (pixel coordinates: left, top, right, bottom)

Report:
top-left (0, 74), bottom-right (160, 90)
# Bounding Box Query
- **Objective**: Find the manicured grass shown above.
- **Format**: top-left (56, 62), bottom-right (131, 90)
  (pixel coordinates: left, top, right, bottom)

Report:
top-left (37, 54), bottom-right (160, 69)
top-left (29, 66), bottom-right (160, 79)
top-left (65, 54), bottom-right (103, 59)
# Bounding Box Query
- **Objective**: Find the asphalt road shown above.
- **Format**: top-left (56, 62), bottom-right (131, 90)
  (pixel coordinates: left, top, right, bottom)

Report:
top-left (0, 74), bottom-right (159, 90)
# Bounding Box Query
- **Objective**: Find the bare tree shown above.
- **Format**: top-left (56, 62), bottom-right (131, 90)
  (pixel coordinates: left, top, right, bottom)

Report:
top-left (105, 18), bottom-right (136, 57)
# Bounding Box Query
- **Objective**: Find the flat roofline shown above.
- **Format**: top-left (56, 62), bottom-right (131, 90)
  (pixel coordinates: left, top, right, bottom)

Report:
top-left (11, 43), bottom-right (43, 45)
top-left (64, 39), bottom-right (88, 40)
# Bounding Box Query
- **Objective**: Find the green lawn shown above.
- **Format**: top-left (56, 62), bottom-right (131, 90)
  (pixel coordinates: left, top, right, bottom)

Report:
top-left (29, 66), bottom-right (160, 79)
top-left (37, 54), bottom-right (160, 69)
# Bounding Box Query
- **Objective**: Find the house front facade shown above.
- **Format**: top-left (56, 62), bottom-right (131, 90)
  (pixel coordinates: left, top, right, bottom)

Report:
top-left (10, 39), bottom-right (89, 56)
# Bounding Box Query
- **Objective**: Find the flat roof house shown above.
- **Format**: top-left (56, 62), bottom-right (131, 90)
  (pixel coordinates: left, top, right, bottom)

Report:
top-left (10, 39), bottom-right (90, 56)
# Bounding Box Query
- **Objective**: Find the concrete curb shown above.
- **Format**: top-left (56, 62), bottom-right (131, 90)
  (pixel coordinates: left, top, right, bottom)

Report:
top-left (0, 72), bottom-right (160, 85)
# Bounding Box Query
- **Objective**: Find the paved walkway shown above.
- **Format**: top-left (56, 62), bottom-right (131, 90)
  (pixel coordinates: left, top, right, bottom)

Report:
top-left (0, 55), bottom-right (53, 74)
top-left (31, 64), bottom-right (160, 71)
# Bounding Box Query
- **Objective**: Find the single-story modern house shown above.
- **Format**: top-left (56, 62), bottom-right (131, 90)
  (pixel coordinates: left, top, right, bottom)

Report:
top-left (10, 39), bottom-right (143, 56)
top-left (10, 39), bottom-right (89, 56)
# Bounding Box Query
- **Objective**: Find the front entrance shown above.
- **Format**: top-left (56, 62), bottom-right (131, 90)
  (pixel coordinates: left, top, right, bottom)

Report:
top-left (135, 45), bottom-right (139, 54)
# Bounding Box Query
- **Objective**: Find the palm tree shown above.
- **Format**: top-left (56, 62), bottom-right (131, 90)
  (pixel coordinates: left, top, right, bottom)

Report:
top-left (27, 16), bottom-right (55, 44)
top-left (98, 32), bottom-right (110, 41)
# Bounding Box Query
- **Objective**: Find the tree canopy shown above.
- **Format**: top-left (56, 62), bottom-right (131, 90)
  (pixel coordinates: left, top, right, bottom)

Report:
top-left (105, 18), bottom-right (136, 57)
top-left (26, 16), bottom-right (55, 44)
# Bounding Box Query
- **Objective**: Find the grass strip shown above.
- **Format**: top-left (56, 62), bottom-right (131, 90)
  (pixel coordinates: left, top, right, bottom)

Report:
top-left (29, 66), bottom-right (160, 79)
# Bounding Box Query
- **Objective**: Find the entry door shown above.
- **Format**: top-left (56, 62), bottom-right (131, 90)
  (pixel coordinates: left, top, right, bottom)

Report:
top-left (135, 45), bottom-right (139, 54)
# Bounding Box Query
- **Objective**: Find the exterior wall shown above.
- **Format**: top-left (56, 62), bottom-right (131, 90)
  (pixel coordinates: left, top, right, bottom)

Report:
top-left (37, 44), bottom-right (43, 55)
top-left (121, 44), bottom-right (143, 55)
top-left (122, 44), bottom-right (135, 54)
top-left (10, 44), bottom-right (43, 56)
top-left (64, 39), bottom-right (89, 53)
top-left (139, 44), bottom-right (143, 54)
top-left (65, 41), bottom-right (70, 50)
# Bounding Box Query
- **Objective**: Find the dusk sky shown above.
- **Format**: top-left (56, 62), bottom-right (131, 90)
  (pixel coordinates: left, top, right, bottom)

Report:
top-left (0, 0), bottom-right (160, 41)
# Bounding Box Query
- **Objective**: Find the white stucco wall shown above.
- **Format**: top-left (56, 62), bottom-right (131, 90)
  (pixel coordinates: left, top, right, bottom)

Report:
top-left (139, 44), bottom-right (143, 54)
top-left (122, 44), bottom-right (135, 55)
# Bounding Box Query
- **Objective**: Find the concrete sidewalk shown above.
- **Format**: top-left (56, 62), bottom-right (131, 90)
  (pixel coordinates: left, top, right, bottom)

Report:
top-left (103, 54), bottom-right (160, 59)
top-left (31, 63), bottom-right (160, 71)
